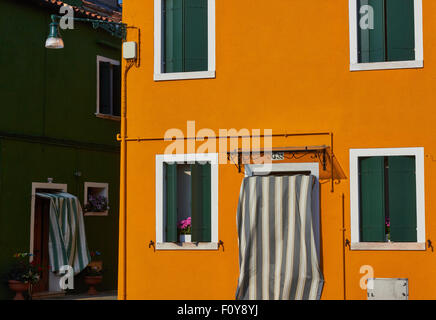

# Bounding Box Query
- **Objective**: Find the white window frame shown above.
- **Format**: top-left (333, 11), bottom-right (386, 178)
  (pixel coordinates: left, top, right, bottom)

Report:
top-left (155, 153), bottom-right (219, 250)
top-left (349, 147), bottom-right (425, 251)
top-left (153, 0), bottom-right (216, 81)
top-left (349, 0), bottom-right (423, 71)
top-left (96, 55), bottom-right (121, 120)
top-left (84, 182), bottom-right (109, 216)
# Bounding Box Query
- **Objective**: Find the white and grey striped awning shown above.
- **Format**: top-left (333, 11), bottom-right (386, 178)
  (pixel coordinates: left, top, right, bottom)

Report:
top-left (235, 175), bottom-right (324, 300)
top-left (36, 192), bottom-right (90, 275)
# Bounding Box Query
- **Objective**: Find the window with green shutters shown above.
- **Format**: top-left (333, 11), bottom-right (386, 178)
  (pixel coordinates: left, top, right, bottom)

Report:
top-left (154, 0), bottom-right (215, 80)
top-left (164, 162), bottom-right (212, 243)
top-left (350, 0), bottom-right (423, 71)
top-left (358, 155), bottom-right (417, 242)
top-left (97, 56), bottom-right (121, 118)
top-left (163, 0), bottom-right (208, 73)
top-left (357, 0), bottom-right (415, 63)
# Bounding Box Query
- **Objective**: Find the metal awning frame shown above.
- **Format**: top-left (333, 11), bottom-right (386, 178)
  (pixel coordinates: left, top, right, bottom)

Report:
top-left (227, 145), bottom-right (329, 173)
top-left (226, 133), bottom-right (337, 192)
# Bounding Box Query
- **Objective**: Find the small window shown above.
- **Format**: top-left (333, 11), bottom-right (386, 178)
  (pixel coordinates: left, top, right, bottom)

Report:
top-left (84, 182), bottom-right (109, 216)
top-left (97, 56), bottom-right (121, 119)
top-left (349, 0), bottom-right (423, 71)
top-left (155, 153), bottom-right (219, 250)
top-left (350, 148), bottom-right (425, 250)
top-left (154, 0), bottom-right (216, 81)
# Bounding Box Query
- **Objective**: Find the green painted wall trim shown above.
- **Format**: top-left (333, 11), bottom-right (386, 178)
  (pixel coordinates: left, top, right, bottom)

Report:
top-left (0, 132), bottom-right (120, 154)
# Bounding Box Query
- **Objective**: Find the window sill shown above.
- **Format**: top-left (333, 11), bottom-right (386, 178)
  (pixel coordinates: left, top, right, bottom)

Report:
top-left (350, 242), bottom-right (426, 251)
top-left (350, 60), bottom-right (423, 71)
top-left (95, 113), bottom-right (121, 121)
top-left (84, 211), bottom-right (108, 217)
top-left (154, 71), bottom-right (216, 81)
top-left (156, 242), bottom-right (218, 251)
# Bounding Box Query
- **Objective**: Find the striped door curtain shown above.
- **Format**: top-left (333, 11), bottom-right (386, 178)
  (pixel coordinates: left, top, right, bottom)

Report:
top-left (36, 192), bottom-right (91, 275)
top-left (235, 175), bottom-right (324, 300)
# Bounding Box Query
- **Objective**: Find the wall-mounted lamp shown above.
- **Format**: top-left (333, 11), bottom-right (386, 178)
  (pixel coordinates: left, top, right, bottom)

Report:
top-left (45, 14), bottom-right (128, 49)
top-left (45, 17), bottom-right (64, 49)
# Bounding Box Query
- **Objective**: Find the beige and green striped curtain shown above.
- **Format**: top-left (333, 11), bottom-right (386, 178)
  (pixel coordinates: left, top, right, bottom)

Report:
top-left (36, 192), bottom-right (90, 275)
top-left (235, 175), bottom-right (324, 300)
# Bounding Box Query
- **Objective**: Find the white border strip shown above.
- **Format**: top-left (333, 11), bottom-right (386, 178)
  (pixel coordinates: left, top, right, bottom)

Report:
top-left (351, 242), bottom-right (425, 251)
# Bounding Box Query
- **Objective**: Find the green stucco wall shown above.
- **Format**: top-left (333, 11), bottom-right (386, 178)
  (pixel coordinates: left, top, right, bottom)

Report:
top-left (0, 0), bottom-right (121, 299)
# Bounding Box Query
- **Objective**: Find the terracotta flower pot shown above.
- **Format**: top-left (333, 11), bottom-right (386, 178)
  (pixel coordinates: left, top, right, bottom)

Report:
top-left (8, 280), bottom-right (29, 300)
top-left (84, 275), bottom-right (103, 295)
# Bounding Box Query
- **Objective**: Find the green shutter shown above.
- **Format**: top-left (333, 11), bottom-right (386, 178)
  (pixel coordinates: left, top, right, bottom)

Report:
top-left (165, 163), bottom-right (178, 242)
top-left (112, 64), bottom-right (121, 117)
top-left (99, 61), bottom-right (111, 114)
top-left (164, 0), bottom-right (184, 73)
top-left (385, 0), bottom-right (415, 61)
top-left (164, 0), bottom-right (208, 73)
top-left (191, 162), bottom-right (211, 242)
top-left (184, 0), bottom-right (208, 72)
top-left (388, 156), bottom-right (417, 242)
top-left (202, 162), bottom-right (212, 241)
top-left (359, 157), bottom-right (386, 242)
top-left (357, 0), bottom-right (386, 63)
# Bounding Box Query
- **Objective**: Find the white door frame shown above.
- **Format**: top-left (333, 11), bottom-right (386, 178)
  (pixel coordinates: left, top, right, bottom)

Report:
top-left (244, 162), bottom-right (321, 258)
top-left (30, 182), bottom-right (67, 293)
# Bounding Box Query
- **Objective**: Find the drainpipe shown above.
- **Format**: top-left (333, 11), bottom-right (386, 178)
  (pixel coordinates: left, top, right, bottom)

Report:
top-left (341, 193), bottom-right (347, 300)
top-left (118, 26), bottom-right (140, 301)
top-left (118, 59), bottom-right (135, 301)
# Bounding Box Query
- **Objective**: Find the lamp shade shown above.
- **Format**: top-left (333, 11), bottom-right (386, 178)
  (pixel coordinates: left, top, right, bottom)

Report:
top-left (45, 21), bottom-right (64, 49)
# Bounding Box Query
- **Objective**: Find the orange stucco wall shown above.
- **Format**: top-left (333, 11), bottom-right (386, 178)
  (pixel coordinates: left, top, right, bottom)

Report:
top-left (121, 0), bottom-right (436, 299)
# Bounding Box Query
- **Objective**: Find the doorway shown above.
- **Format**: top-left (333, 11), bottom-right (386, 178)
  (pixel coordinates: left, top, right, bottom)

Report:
top-left (32, 196), bottom-right (50, 294)
top-left (244, 163), bottom-right (321, 258)
top-left (29, 183), bottom-right (67, 295)
top-left (237, 163), bottom-right (324, 299)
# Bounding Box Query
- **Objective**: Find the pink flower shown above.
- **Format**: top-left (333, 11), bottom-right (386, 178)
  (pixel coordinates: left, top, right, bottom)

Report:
top-left (177, 217), bottom-right (192, 231)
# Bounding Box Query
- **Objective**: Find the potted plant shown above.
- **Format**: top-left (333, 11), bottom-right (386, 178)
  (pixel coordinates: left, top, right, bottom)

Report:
top-left (177, 217), bottom-right (191, 243)
top-left (385, 218), bottom-right (391, 242)
top-left (84, 195), bottom-right (108, 214)
top-left (84, 251), bottom-right (103, 295)
top-left (7, 253), bottom-right (41, 300)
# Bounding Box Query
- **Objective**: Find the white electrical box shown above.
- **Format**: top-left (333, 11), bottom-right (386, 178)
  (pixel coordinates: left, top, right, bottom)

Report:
top-left (123, 41), bottom-right (137, 60)
top-left (367, 278), bottom-right (408, 300)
